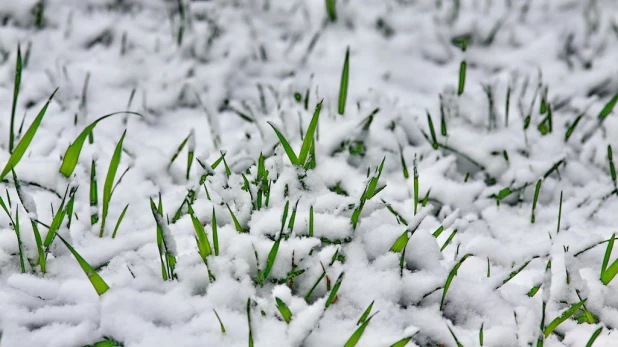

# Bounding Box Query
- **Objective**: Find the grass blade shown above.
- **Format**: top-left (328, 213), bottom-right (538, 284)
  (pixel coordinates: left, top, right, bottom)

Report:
top-left (338, 47), bottom-right (350, 115)
top-left (441, 254), bottom-right (472, 310)
top-left (213, 309), bottom-right (226, 333)
top-left (390, 230), bottom-right (410, 252)
top-left (531, 179), bottom-right (542, 223)
top-left (586, 327), bottom-right (602, 347)
top-left (90, 159), bottom-right (99, 225)
top-left (111, 204), bottom-right (129, 239)
top-left (267, 122), bottom-right (299, 165)
top-left (9, 44), bottom-right (22, 154)
top-left (59, 112), bottom-right (141, 177)
top-left (390, 336), bottom-right (414, 347)
top-left (299, 101), bottom-right (323, 167)
top-left (325, 0), bottom-right (336, 21)
top-left (447, 324), bottom-right (464, 347)
top-left (100, 130), bottom-right (126, 238)
top-left (458, 61), bottom-right (466, 96)
top-left (557, 191), bottom-right (563, 234)
top-left (426, 112), bottom-right (438, 149)
top-left (357, 300), bottom-right (374, 325)
top-left (1, 89), bottom-right (58, 180)
top-left (344, 313), bottom-right (377, 347)
top-left (247, 299), bottom-right (254, 347)
top-left (226, 203), bottom-right (245, 233)
top-left (598, 94), bottom-right (618, 120)
top-left (212, 207), bottom-right (219, 256)
top-left (543, 299), bottom-right (586, 338)
top-left (57, 234), bottom-right (109, 295)
top-left (565, 113), bottom-right (584, 142)
top-left (325, 272), bottom-right (344, 308)
top-left (167, 130), bottom-right (191, 170)
top-left (275, 297), bottom-right (293, 324)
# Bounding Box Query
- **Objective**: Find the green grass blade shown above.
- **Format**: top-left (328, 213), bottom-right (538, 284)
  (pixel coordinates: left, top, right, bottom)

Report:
top-left (325, 0), bottom-right (336, 21)
top-left (44, 187), bottom-right (75, 249)
top-left (9, 44), bottom-right (22, 154)
top-left (479, 323), bottom-right (484, 345)
top-left (260, 238), bottom-right (281, 284)
top-left (543, 299), bottom-right (586, 338)
top-left (390, 336), bottom-right (414, 347)
top-left (1, 89), bottom-right (57, 180)
top-left (390, 231), bottom-right (410, 252)
top-left (308, 206), bottom-right (314, 237)
top-left (325, 272), bottom-right (344, 308)
top-left (609, 146), bottom-right (617, 188)
top-left (247, 299), bottom-right (254, 347)
top-left (0, 196), bottom-right (25, 272)
top-left (226, 203), bottom-right (245, 233)
top-left (267, 122), bottom-right (298, 165)
top-left (531, 179), bottom-right (542, 223)
top-left (447, 324), bottom-right (464, 347)
top-left (57, 234), bottom-right (109, 295)
top-left (586, 327), bottom-right (602, 347)
top-left (212, 207), bottom-right (219, 256)
top-left (213, 309), bottom-right (226, 333)
top-left (413, 156), bottom-right (419, 213)
top-left (344, 313), bottom-right (376, 347)
top-left (441, 254), bottom-right (472, 310)
top-left (188, 204), bottom-right (212, 260)
top-left (399, 147), bottom-right (409, 179)
top-left (305, 270), bottom-right (326, 301)
top-left (275, 297), bottom-right (293, 324)
top-left (338, 47), bottom-right (350, 115)
top-left (99, 131), bottom-right (126, 238)
top-left (59, 112), bottom-right (141, 177)
top-left (426, 112), bottom-right (439, 149)
top-left (458, 61), bottom-right (466, 96)
top-left (299, 101), bottom-right (323, 166)
top-left (111, 204), bottom-right (129, 239)
top-left (167, 131), bottom-right (191, 169)
top-left (90, 159), bottom-right (99, 225)
top-left (557, 191), bottom-right (563, 234)
top-left (598, 94), bottom-right (618, 120)
top-left (565, 113), bottom-right (584, 142)
top-left (357, 300), bottom-right (374, 325)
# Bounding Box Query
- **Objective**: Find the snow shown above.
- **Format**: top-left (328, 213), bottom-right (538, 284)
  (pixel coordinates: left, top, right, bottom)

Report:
top-left (0, 0), bottom-right (618, 346)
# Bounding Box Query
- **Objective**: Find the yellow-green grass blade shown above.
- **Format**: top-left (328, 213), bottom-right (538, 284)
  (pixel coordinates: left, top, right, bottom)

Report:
top-left (188, 203), bottom-right (212, 260)
top-left (531, 179), bottom-right (542, 223)
top-left (9, 44), bottom-right (22, 154)
top-left (308, 206), bottom-right (314, 237)
top-left (441, 254), bottom-right (472, 310)
top-left (275, 297), bottom-right (293, 324)
top-left (57, 234), bottom-right (109, 295)
top-left (299, 101), bottom-right (323, 166)
top-left (390, 335), bottom-right (414, 347)
top-left (90, 159), bottom-right (99, 225)
top-left (44, 186), bottom-right (75, 249)
top-left (344, 313), bottom-right (377, 347)
top-left (543, 299), bottom-right (587, 338)
top-left (59, 112), bottom-right (141, 177)
top-left (479, 322), bottom-right (484, 346)
top-left (447, 324), bottom-right (464, 347)
top-left (0, 195), bottom-right (25, 272)
top-left (325, 0), bottom-right (336, 21)
top-left (226, 203), bottom-right (245, 233)
top-left (167, 130), bottom-right (191, 170)
top-left (458, 61), bottom-right (466, 96)
top-left (111, 203), bottom-right (129, 239)
top-left (99, 130), bottom-right (126, 238)
top-left (305, 268), bottom-right (326, 301)
top-left (338, 47), bottom-right (350, 115)
top-left (268, 122), bottom-right (298, 165)
top-left (212, 207), bottom-right (219, 256)
top-left (390, 230), bottom-right (410, 252)
top-left (1, 89), bottom-right (58, 180)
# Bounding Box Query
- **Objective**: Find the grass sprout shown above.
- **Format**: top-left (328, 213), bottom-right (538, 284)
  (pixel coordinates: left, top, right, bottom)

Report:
top-left (100, 131), bottom-right (126, 237)
top-left (9, 44), bottom-right (22, 154)
top-left (57, 234), bottom-right (109, 295)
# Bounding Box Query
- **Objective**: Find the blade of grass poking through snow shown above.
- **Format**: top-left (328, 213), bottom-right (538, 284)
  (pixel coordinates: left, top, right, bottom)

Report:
top-left (531, 179), bottom-right (542, 223)
top-left (99, 131), bottom-right (126, 238)
top-left (90, 159), bottom-right (98, 225)
top-left (338, 47), bottom-right (350, 115)
top-left (0, 196), bottom-right (25, 272)
top-left (260, 201), bottom-right (288, 284)
top-left (441, 254), bottom-right (472, 310)
top-left (325, 0), bottom-right (336, 21)
top-left (247, 299), bottom-right (254, 347)
top-left (150, 197), bottom-right (177, 281)
top-left (43, 186), bottom-right (74, 250)
top-left (609, 145), bottom-right (617, 189)
top-left (390, 335), bottom-right (415, 347)
top-left (505, 85), bottom-right (511, 127)
top-left (325, 272), bottom-right (344, 308)
top-left (299, 101), bottom-right (322, 168)
top-left (600, 234), bottom-right (618, 285)
top-left (413, 155), bottom-right (419, 213)
top-left (556, 191), bottom-right (563, 233)
top-left (598, 94), bottom-right (618, 120)
top-left (565, 113), bottom-right (584, 142)
top-left (188, 203), bottom-right (212, 259)
top-left (458, 61), bottom-right (466, 95)
top-left (440, 96), bottom-right (447, 136)
top-left (13, 170), bottom-right (45, 273)
top-left (305, 269), bottom-right (326, 301)
top-left (308, 205), bottom-right (314, 237)
top-left (399, 146), bottom-right (409, 179)
top-left (543, 299), bottom-right (587, 338)
top-left (357, 301), bottom-right (374, 325)
top-left (480, 323), bottom-right (484, 346)
top-left (57, 234), bottom-right (109, 295)
top-left (267, 122), bottom-right (298, 165)
top-left (226, 203), bottom-right (245, 233)
top-left (212, 207), bottom-right (219, 256)
top-left (426, 112), bottom-right (439, 149)
top-left (344, 312), bottom-right (377, 347)
top-left (111, 204), bottom-right (129, 239)
top-left (167, 130), bottom-right (191, 170)
top-left (586, 327), bottom-right (602, 347)
top-left (275, 297), bottom-right (292, 324)
top-left (186, 129), bottom-right (195, 180)
top-left (59, 111), bottom-right (141, 177)
top-left (213, 309), bottom-right (226, 333)
top-left (447, 324), bottom-right (464, 347)
top-left (1, 89), bottom-right (57, 180)
top-left (9, 44), bottom-right (22, 154)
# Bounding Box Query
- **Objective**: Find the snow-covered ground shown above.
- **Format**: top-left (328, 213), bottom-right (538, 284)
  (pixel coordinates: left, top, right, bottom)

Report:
top-left (1, 0), bottom-right (618, 346)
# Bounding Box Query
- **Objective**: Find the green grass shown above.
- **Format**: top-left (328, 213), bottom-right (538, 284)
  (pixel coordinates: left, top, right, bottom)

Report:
top-left (90, 159), bottom-right (99, 225)
top-left (325, 0), bottom-right (337, 21)
top-left (0, 193), bottom-right (25, 273)
top-left (531, 179), bottom-right (542, 223)
top-left (111, 204), bottom-right (129, 239)
top-left (441, 254), bottom-right (472, 310)
top-left (213, 309), bottom-right (226, 333)
top-left (1, 89), bottom-right (57, 180)
top-left (99, 131), bottom-right (126, 237)
top-left (275, 297), bottom-right (293, 323)
top-left (338, 47), bottom-right (350, 115)
top-left (543, 299), bottom-right (586, 338)
top-left (9, 44), bottom-right (22, 154)
top-left (57, 233), bottom-right (109, 295)
top-left (458, 61), bottom-right (466, 95)
top-left (150, 197), bottom-right (177, 281)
